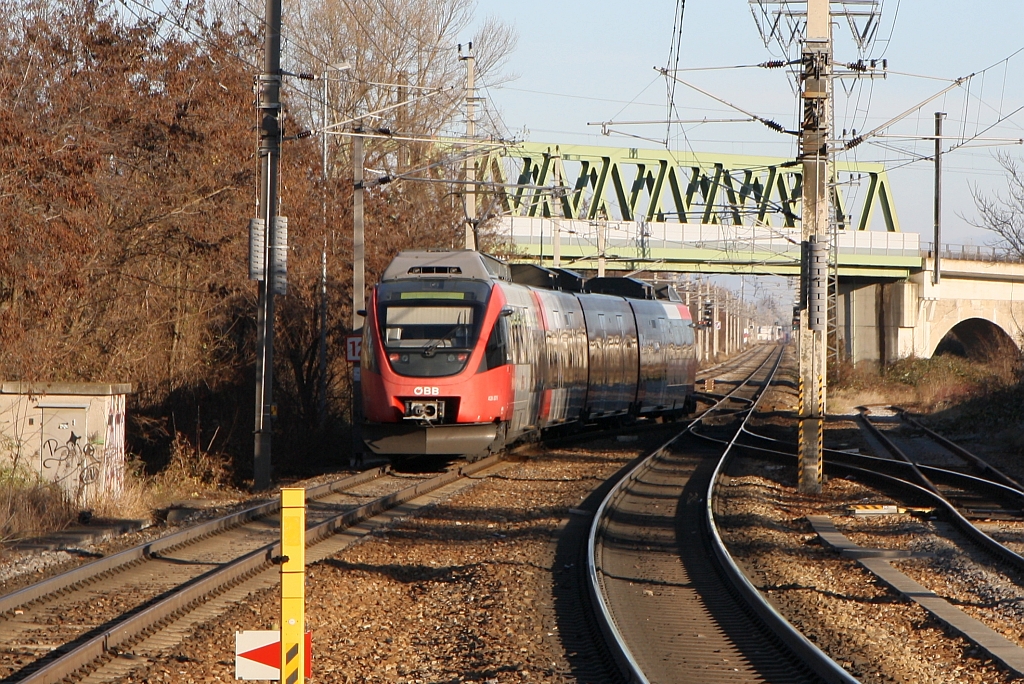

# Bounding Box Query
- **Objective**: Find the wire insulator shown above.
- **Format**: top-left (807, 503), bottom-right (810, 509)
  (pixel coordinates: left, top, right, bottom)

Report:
top-left (846, 135), bottom-right (864, 150)
top-left (296, 72), bottom-right (316, 80)
top-left (760, 60), bottom-right (787, 69)
top-left (760, 118), bottom-right (785, 133)
top-left (846, 61), bottom-right (867, 72)
top-left (296, 130), bottom-right (313, 139)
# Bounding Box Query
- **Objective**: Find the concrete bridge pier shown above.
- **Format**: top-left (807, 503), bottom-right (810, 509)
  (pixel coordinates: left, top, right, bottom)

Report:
top-left (837, 256), bottom-right (1024, 365)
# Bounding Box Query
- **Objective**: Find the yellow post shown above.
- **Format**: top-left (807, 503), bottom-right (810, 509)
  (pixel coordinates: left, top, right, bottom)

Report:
top-left (280, 488), bottom-right (305, 684)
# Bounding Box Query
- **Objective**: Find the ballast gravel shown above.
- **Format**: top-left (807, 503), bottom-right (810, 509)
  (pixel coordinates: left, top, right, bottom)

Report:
top-left (118, 443), bottom-right (640, 684)
top-left (4, 424), bottom-right (1023, 682)
top-left (717, 457), bottom-right (1018, 684)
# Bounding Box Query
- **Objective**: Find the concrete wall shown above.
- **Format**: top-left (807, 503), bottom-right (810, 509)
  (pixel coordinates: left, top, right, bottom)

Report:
top-left (840, 258), bottom-right (1024, 364)
top-left (0, 383), bottom-right (130, 505)
top-left (837, 281), bottom-right (882, 364)
top-left (909, 259), bottom-right (1024, 360)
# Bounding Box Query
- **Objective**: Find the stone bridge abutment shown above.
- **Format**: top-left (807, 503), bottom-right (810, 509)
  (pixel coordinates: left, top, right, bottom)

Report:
top-left (839, 257), bottom-right (1024, 364)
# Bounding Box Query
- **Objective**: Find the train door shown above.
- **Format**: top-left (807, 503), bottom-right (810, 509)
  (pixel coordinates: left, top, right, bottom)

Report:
top-left (615, 313), bottom-right (631, 409)
top-left (593, 312), bottom-right (608, 414)
top-left (502, 285), bottom-right (540, 439)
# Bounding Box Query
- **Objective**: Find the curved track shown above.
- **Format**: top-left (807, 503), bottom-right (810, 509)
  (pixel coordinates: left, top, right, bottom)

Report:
top-left (736, 406), bottom-right (1024, 572)
top-left (735, 405), bottom-right (1024, 677)
top-left (588, 345), bottom-right (855, 684)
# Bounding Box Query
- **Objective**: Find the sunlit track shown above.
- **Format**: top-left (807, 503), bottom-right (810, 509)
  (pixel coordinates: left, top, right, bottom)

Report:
top-left (0, 456), bottom-right (509, 684)
top-left (737, 411), bottom-right (1024, 566)
top-left (854, 409), bottom-right (1024, 563)
top-left (587, 345), bottom-right (855, 684)
top-left (896, 408), bottom-right (1024, 495)
top-left (729, 406), bottom-right (1024, 676)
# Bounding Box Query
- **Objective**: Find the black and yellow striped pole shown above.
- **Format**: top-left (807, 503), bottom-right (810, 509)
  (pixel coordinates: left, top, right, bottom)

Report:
top-left (281, 488), bottom-right (306, 684)
top-left (797, 0), bottom-right (831, 495)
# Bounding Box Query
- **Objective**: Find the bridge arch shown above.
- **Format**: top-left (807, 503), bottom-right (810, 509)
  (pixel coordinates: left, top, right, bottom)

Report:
top-left (931, 316), bottom-right (1020, 360)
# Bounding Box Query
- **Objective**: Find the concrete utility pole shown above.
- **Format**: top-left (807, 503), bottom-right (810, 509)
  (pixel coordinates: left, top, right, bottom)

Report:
top-left (712, 295), bottom-right (719, 359)
top-left (459, 43), bottom-right (477, 250)
top-left (319, 72), bottom-right (329, 429)
top-left (934, 111), bottom-right (946, 285)
top-left (353, 134), bottom-right (365, 331)
top-left (350, 132), bottom-right (365, 460)
top-left (797, 0), bottom-right (831, 495)
top-left (252, 0), bottom-right (284, 491)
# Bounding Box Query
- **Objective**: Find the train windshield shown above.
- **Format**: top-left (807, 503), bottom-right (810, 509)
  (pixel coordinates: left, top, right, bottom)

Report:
top-left (376, 279), bottom-right (491, 377)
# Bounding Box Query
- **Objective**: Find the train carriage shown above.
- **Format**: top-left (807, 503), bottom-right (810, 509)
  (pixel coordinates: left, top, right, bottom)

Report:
top-left (361, 250), bottom-right (697, 458)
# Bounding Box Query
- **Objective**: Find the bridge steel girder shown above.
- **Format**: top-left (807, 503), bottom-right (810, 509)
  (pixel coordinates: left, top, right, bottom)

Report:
top-left (482, 142), bottom-right (899, 232)
top-left (498, 217), bottom-right (921, 279)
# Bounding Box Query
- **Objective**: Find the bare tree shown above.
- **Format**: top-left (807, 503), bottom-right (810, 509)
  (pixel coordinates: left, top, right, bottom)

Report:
top-left (0, 0), bottom-right (518, 473)
top-left (969, 151), bottom-right (1024, 257)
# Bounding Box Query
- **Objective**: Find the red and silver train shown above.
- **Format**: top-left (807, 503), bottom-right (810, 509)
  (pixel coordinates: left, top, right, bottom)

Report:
top-left (360, 250), bottom-right (697, 458)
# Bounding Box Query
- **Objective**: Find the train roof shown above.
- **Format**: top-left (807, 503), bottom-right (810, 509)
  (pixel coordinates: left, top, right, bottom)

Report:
top-left (585, 277), bottom-right (656, 300)
top-left (509, 264), bottom-right (585, 292)
top-left (381, 250), bottom-right (511, 282)
top-left (509, 265), bottom-right (683, 302)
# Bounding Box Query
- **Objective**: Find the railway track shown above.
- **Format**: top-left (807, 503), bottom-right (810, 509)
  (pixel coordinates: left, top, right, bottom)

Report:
top-left (732, 404), bottom-right (1024, 678)
top-left (0, 457), bottom-right (511, 683)
top-left (0, 344), bottom-right (843, 684)
top-left (586, 345), bottom-right (854, 683)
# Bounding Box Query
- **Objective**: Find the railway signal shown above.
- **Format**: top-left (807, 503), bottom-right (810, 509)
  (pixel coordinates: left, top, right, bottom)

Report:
top-left (702, 299), bottom-right (714, 327)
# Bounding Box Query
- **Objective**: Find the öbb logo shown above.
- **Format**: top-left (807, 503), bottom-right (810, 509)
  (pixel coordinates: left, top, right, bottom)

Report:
top-left (413, 386), bottom-right (440, 396)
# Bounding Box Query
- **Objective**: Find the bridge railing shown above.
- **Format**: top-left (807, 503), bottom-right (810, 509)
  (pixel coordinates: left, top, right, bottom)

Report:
top-left (836, 230), bottom-right (919, 257)
top-left (921, 242), bottom-right (1024, 263)
top-left (500, 217), bottom-right (922, 261)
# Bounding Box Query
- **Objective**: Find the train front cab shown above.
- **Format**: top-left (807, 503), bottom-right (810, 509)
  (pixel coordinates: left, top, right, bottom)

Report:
top-left (360, 252), bottom-right (516, 457)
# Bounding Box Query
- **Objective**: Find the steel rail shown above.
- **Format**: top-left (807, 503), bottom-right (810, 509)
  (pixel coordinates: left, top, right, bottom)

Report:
top-left (853, 410), bottom-right (1024, 574)
top-left (714, 433), bottom-right (1024, 679)
top-left (896, 408), bottom-right (1024, 494)
top-left (0, 466), bottom-right (390, 616)
top-left (698, 351), bottom-right (860, 684)
top-left (738, 424), bottom-right (1024, 516)
top-left (13, 455), bottom-right (501, 684)
top-left (735, 418), bottom-right (1024, 574)
top-left (585, 348), bottom-right (790, 684)
top-left (855, 407), bottom-right (943, 497)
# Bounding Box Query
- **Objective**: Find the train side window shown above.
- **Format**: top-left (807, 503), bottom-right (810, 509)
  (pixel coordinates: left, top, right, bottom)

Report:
top-left (484, 316), bottom-right (511, 369)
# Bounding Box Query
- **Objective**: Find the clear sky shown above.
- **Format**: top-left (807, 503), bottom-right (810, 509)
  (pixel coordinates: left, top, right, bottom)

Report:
top-left (469, 1), bottom-right (1024, 248)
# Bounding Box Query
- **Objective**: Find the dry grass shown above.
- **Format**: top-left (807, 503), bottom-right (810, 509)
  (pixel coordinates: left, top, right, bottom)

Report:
top-left (142, 433), bottom-right (239, 508)
top-left (0, 433), bottom-right (244, 545)
top-left (0, 468), bottom-right (78, 543)
top-left (830, 351), bottom-right (1022, 415)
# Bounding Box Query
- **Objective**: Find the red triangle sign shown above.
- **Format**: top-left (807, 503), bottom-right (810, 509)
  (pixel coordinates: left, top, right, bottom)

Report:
top-left (239, 639), bottom-right (280, 669)
top-left (238, 632), bottom-right (312, 677)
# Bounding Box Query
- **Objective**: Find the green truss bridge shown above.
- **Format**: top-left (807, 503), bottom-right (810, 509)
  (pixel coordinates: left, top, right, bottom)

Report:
top-left (480, 142), bottom-right (919, 278)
